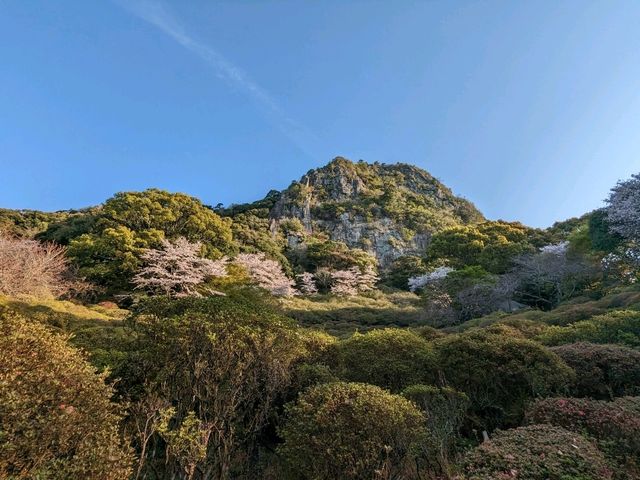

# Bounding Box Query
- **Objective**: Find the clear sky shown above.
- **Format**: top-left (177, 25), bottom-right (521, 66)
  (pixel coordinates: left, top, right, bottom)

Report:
top-left (1, 1), bottom-right (640, 227)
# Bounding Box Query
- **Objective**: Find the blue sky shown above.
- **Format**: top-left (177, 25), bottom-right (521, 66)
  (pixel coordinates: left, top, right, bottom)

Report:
top-left (1, 1), bottom-right (640, 227)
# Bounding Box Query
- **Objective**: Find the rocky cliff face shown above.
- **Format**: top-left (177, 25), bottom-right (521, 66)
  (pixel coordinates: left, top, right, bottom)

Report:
top-left (268, 157), bottom-right (483, 266)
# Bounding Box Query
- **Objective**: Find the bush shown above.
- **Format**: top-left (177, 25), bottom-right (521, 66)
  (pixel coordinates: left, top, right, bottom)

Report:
top-left (278, 382), bottom-right (427, 480)
top-left (129, 295), bottom-right (307, 479)
top-left (402, 385), bottom-right (469, 475)
top-left (537, 310), bottom-right (640, 348)
top-left (551, 343), bottom-right (640, 399)
top-left (332, 328), bottom-right (437, 392)
top-left (462, 424), bottom-right (613, 480)
top-left (433, 329), bottom-right (574, 429)
top-left (0, 310), bottom-right (133, 479)
top-left (527, 397), bottom-right (640, 471)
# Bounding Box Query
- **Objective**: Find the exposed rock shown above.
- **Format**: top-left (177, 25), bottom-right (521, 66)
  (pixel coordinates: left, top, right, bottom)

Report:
top-left (268, 157), bottom-right (483, 267)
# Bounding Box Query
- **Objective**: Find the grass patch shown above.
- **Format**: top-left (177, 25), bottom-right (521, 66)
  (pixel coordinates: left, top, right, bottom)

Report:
top-left (280, 291), bottom-right (426, 337)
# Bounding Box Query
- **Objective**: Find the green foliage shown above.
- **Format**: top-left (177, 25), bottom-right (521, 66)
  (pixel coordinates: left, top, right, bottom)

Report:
top-left (278, 382), bottom-right (427, 480)
top-left (281, 291), bottom-right (428, 336)
top-left (402, 384), bottom-right (469, 474)
top-left (331, 328), bottom-right (436, 392)
top-left (537, 310), bottom-right (640, 348)
top-left (68, 225), bottom-right (150, 291)
top-left (427, 221), bottom-right (540, 274)
top-left (304, 238), bottom-right (377, 271)
top-left (229, 212), bottom-right (291, 271)
top-left (157, 409), bottom-right (211, 480)
top-left (382, 255), bottom-right (428, 290)
top-left (428, 225), bottom-right (486, 268)
top-left (36, 209), bottom-right (98, 245)
top-left (0, 310), bottom-right (133, 479)
top-left (551, 343), bottom-right (640, 399)
top-left (589, 209), bottom-right (624, 253)
top-left (462, 424), bottom-right (613, 480)
top-left (129, 295), bottom-right (307, 479)
top-left (433, 329), bottom-right (574, 429)
top-left (0, 208), bottom-right (80, 238)
top-left (66, 189), bottom-right (236, 291)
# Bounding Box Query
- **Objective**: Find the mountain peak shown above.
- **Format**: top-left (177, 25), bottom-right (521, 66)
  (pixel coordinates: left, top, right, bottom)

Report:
top-left (269, 157), bottom-right (483, 265)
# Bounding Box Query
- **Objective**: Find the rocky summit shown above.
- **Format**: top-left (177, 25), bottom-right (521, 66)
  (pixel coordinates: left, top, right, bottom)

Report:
top-left (265, 157), bottom-right (483, 266)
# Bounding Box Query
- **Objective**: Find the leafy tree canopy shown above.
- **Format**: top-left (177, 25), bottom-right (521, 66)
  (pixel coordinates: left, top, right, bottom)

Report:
top-left (65, 189), bottom-right (236, 291)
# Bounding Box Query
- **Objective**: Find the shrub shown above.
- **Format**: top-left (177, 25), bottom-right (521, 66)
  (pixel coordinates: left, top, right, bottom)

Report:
top-left (402, 385), bottom-right (469, 475)
top-left (333, 328), bottom-right (436, 392)
top-left (278, 382), bottom-right (427, 480)
top-left (526, 397), bottom-right (640, 470)
top-left (129, 295), bottom-right (307, 479)
top-left (537, 310), bottom-right (640, 348)
top-left (0, 310), bottom-right (133, 479)
top-left (462, 424), bottom-right (612, 480)
top-left (382, 255), bottom-right (428, 290)
top-left (551, 343), bottom-right (640, 399)
top-left (433, 329), bottom-right (574, 429)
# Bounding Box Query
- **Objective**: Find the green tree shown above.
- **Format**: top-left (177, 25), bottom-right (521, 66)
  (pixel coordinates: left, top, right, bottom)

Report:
top-left (67, 189), bottom-right (236, 291)
top-left (304, 238), bottom-right (377, 271)
top-left (589, 208), bottom-right (623, 253)
top-left (0, 309), bottom-right (133, 479)
top-left (427, 226), bottom-right (487, 268)
top-left (427, 221), bottom-right (538, 274)
top-left (382, 255), bottom-right (428, 290)
top-left (278, 382), bottom-right (427, 480)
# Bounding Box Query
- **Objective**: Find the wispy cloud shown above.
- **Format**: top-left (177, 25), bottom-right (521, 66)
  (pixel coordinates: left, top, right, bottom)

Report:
top-left (115, 0), bottom-right (320, 157)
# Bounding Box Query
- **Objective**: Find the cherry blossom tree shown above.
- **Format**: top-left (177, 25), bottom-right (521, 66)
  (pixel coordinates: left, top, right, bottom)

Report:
top-left (133, 237), bottom-right (228, 297)
top-left (539, 241), bottom-right (569, 255)
top-left (408, 267), bottom-right (454, 293)
top-left (606, 172), bottom-right (640, 241)
top-left (234, 253), bottom-right (296, 297)
top-left (330, 268), bottom-right (360, 296)
top-left (356, 265), bottom-right (380, 292)
top-left (296, 272), bottom-right (318, 295)
top-left (329, 266), bottom-right (379, 296)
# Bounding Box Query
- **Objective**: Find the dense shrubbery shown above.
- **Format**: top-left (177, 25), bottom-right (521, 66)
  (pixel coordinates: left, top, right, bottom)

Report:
top-left (0, 310), bottom-right (133, 479)
top-left (402, 385), bottom-right (469, 475)
top-left (550, 342), bottom-right (640, 399)
top-left (126, 295), bottom-right (307, 479)
top-left (278, 382), bottom-right (427, 480)
top-left (527, 397), bottom-right (640, 474)
top-left (330, 328), bottom-right (436, 392)
top-left (538, 310), bottom-right (640, 347)
top-left (433, 329), bottom-right (574, 429)
top-left (462, 424), bottom-right (613, 480)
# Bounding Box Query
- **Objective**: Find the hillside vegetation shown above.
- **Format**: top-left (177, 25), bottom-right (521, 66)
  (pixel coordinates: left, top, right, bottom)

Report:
top-left (2, 160), bottom-right (640, 479)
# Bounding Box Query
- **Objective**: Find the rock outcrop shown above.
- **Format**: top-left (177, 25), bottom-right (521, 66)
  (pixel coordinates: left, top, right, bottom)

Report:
top-left (267, 157), bottom-right (483, 266)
